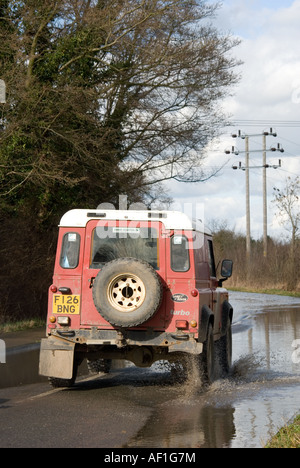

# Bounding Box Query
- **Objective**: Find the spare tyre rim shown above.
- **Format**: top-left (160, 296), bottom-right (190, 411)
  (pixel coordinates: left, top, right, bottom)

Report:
top-left (107, 273), bottom-right (146, 313)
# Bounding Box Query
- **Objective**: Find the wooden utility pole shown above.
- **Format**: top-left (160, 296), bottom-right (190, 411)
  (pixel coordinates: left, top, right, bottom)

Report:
top-left (230, 131), bottom-right (251, 262)
top-left (229, 129), bottom-right (283, 266)
top-left (262, 129), bottom-right (283, 257)
top-left (262, 132), bottom-right (268, 257)
top-left (245, 136), bottom-right (251, 263)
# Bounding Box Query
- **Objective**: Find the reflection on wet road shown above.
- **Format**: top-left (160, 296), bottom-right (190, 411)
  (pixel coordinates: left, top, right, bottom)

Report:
top-left (124, 291), bottom-right (300, 448)
top-left (231, 291), bottom-right (300, 375)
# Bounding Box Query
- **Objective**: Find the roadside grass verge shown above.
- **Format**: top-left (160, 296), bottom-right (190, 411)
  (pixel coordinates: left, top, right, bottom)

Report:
top-left (0, 318), bottom-right (45, 334)
top-left (229, 287), bottom-right (300, 298)
top-left (265, 416), bottom-right (300, 448)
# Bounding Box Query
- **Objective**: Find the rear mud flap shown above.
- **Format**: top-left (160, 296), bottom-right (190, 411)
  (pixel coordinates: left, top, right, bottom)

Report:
top-left (39, 338), bottom-right (75, 379)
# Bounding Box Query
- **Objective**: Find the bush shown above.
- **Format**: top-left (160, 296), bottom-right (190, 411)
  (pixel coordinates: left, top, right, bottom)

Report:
top-left (212, 226), bottom-right (300, 292)
top-left (0, 214), bottom-right (57, 324)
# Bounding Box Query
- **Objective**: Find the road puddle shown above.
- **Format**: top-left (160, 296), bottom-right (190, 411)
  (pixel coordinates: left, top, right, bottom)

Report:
top-left (125, 292), bottom-right (300, 448)
top-left (0, 345), bottom-right (46, 389)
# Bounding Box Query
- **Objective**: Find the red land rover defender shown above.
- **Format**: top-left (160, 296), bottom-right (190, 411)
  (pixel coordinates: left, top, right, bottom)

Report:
top-left (39, 209), bottom-right (233, 387)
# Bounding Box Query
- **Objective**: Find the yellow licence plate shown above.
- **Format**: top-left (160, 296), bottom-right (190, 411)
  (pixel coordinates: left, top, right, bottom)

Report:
top-left (53, 295), bottom-right (80, 315)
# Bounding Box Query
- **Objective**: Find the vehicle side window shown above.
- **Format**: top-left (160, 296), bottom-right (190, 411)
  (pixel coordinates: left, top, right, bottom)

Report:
top-left (207, 239), bottom-right (216, 277)
top-left (171, 235), bottom-right (190, 272)
top-left (60, 233), bottom-right (81, 269)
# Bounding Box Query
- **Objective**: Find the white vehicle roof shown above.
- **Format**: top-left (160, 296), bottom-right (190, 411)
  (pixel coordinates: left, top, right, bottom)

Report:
top-left (59, 209), bottom-right (211, 234)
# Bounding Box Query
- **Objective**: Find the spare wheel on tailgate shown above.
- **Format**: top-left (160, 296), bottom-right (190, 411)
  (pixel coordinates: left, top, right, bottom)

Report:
top-left (92, 258), bottom-right (163, 327)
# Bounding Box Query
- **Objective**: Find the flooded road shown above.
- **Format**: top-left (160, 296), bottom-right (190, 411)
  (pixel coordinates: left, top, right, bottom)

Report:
top-left (0, 291), bottom-right (299, 448)
top-left (225, 291), bottom-right (300, 447)
top-left (124, 291), bottom-right (300, 448)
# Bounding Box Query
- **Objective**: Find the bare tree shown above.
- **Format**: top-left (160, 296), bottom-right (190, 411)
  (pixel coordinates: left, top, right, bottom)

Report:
top-left (0, 0), bottom-right (240, 216)
top-left (273, 176), bottom-right (300, 289)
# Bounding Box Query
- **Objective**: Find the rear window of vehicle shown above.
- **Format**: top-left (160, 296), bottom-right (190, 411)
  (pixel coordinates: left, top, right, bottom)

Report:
top-left (171, 235), bottom-right (190, 272)
top-left (60, 232), bottom-right (81, 269)
top-left (90, 226), bottom-right (159, 270)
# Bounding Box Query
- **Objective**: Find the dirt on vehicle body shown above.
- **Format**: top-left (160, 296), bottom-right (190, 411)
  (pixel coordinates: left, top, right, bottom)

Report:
top-left (39, 209), bottom-right (233, 387)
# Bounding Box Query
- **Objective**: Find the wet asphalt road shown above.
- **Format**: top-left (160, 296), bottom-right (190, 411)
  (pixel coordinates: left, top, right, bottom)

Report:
top-left (0, 373), bottom-right (153, 448)
top-left (0, 291), bottom-right (300, 448)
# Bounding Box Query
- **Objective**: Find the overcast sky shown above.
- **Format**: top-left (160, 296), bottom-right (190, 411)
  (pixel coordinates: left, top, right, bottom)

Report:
top-left (164, 0), bottom-right (300, 240)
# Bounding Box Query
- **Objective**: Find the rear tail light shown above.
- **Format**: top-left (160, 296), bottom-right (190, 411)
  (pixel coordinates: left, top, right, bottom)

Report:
top-left (176, 320), bottom-right (188, 330)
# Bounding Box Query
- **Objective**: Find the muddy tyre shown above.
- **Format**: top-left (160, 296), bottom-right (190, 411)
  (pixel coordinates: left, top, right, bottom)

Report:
top-left (92, 258), bottom-right (163, 327)
top-left (199, 323), bottom-right (215, 385)
top-left (87, 358), bottom-right (112, 374)
top-left (48, 376), bottom-right (75, 388)
top-left (216, 321), bottom-right (232, 376)
top-left (48, 362), bottom-right (78, 388)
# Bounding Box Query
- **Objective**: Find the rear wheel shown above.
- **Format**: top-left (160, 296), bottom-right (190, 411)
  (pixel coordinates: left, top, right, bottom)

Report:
top-left (216, 321), bottom-right (232, 376)
top-left (48, 361), bottom-right (79, 388)
top-left (87, 358), bottom-right (112, 375)
top-left (199, 323), bottom-right (215, 385)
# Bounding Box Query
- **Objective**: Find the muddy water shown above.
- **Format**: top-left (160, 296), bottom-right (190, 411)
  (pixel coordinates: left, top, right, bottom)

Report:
top-left (125, 291), bottom-right (300, 448)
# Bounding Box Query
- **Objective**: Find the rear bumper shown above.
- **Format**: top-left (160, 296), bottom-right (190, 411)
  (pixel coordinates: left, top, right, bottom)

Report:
top-left (39, 330), bottom-right (203, 379)
top-left (47, 328), bottom-right (203, 355)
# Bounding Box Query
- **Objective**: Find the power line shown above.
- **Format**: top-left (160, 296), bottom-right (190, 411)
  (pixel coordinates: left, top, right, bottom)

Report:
top-left (229, 120), bottom-right (300, 128)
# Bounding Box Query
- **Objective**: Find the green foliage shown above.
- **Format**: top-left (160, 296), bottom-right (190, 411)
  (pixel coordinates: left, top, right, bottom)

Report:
top-left (265, 416), bottom-right (300, 448)
top-left (0, 0), bottom-right (240, 322)
top-left (0, 0), bottom-right (240, 220)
